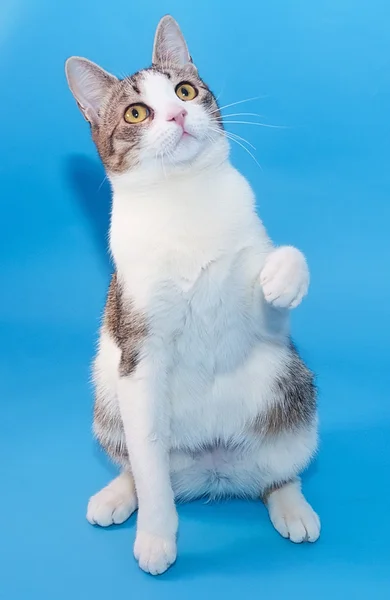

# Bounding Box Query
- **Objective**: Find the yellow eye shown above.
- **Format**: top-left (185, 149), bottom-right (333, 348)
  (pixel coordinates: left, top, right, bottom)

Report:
top-left (175, 82), bottom-right (197, 101)
top-left (124, 104), bottom-right (150, 124)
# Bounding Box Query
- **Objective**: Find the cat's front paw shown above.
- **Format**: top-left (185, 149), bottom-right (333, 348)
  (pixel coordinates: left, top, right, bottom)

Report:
top-left (260, 246), bottom-right (309, 309)
top-left (134, 531), bottom-right (177, 575)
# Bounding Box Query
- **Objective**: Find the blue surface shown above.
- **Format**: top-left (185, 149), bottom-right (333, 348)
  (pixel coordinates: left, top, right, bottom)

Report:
top-left (1, 1), bottom-right (390, 598)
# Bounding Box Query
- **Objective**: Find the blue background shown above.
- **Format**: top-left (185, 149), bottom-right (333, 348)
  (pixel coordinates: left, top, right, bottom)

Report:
top-left (1, 0), bottom-right (389, 598)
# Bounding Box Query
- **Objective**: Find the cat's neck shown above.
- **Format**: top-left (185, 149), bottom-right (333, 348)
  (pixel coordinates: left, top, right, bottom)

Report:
top-left (109, 154), bottom-right (256, 248)
top-left (111, 160), bottom-right (229, 201)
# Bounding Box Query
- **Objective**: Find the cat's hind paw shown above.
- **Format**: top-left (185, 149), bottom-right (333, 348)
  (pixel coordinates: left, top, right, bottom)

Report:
top-left (266, 480), bottom-right (320, 543)
top-left (270, 501), bottom-right (320, 543)
top-left (87, 479), bottom-right (137, 527)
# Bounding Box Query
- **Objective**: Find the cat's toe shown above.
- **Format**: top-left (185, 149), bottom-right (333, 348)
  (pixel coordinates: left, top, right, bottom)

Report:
top-left (87, 487), bottom-right (137, 527)
top-left (260, 247), bottom-right (309, 309)
top-left (262, 278), bottom-right (302, 308)
top-left (270, 501), bottom-right (321, 543)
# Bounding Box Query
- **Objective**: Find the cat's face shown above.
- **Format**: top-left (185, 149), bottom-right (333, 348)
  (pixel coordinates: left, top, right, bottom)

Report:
top-left (66, 16), bottom-right (226, 177)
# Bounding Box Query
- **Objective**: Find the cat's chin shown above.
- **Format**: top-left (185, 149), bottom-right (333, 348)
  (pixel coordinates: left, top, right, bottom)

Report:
top-left (168, 134), bottom-right (205, 165)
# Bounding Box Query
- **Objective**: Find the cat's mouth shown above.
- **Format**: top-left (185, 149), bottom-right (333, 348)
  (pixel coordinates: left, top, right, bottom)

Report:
top-left (174, 129), bottom-right (197, 148)
top-left (162, 125), bottom-right (203, 163)
top-left (173, 121), bottom-right (195, 141)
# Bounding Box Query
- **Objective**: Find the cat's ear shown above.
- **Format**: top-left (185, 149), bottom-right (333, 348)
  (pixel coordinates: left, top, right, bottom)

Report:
top-left (65, 57), bottom-right (118, 125)
top-left (152, 15), bottom-right (195, 70)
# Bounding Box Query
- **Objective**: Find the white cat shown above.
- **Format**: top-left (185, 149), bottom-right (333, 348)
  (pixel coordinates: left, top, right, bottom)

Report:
top-left (66, 15), bottom-right (320, 575)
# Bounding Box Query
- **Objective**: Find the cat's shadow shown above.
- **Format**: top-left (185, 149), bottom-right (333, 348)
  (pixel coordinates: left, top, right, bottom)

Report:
top-left (65, 153), bottom-right (112, 272)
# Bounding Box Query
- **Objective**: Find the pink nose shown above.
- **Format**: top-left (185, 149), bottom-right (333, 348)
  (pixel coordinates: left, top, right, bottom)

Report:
top-left (167, 108), bottom-right (187, 128)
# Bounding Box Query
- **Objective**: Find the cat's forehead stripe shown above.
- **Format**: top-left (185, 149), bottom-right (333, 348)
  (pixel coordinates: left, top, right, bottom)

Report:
top-left (121, 68), bottom-right (172, 98)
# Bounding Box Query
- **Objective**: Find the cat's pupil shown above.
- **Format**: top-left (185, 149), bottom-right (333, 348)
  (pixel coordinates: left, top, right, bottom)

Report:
top-left (181, 87), bottom-right (188, 97)
top-left (132, 108), bottom-right (139, 118)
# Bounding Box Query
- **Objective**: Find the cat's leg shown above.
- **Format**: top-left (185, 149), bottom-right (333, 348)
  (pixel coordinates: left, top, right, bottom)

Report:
top-left (118, 353), bottom-right (178, 576)
top-left (260, 246), bottom-right (309, 309)
top-left (87, 471), bottom-right (138, 526)
top-left (254, 424), bottom-right (321, 543)
top-left (89, 329), bottom-right (137, 526)
top-left (263, 478), bottom-right (320, 543)
top-left (250, 342), bottom-right (320, 542)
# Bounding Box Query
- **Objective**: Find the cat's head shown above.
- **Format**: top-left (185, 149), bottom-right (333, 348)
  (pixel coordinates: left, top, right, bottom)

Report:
top-left (65, 16), bottom-right (227, 179)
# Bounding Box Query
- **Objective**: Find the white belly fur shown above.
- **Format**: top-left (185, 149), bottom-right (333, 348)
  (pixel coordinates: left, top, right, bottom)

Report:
top-left (93, 252), bottom-right (317, 500)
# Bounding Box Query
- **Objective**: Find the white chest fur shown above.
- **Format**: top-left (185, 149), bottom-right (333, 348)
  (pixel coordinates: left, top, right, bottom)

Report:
top-left (110, 163), bottom-right (269, 304)
top-left (109, 163), bottom-right (290, 451)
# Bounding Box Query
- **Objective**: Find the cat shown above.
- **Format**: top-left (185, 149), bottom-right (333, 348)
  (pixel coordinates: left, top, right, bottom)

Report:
top-left (65, 15), bottom-right (320, 575)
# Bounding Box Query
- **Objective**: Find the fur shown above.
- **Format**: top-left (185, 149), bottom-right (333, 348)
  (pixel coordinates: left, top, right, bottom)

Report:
top-left (66, 15), bottom-right (320, 575)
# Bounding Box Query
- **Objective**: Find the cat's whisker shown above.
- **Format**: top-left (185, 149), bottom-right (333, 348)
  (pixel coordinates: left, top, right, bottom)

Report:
top-left (213, 82), bottom-right (226, 104)
top-left (208, 127), bottom-right (262, 170)
top-left (214, 90), bottom-right (223, 103)
top-left (208, 96), bottom-right (266, 115)
top-left (161, 152), bottom-right (168, 179)
top-left (226, 135), bottom-right (263, 171)
top-left (165, 147), bottom-right (174, 167)
top-left (226, 132), bottom-right (257, 151)
top-left (218, 129), bottom-right (257, 151)
top-left (217, 112), bottom-right (265, 119)
top-left (221, 120), bottom-right (288, 129)
top-left (98, 175), bottom-right (108, 192)
top-left (208, 123), bottom-right (257, 151)
top-left (156, 147), bottom-right (167, 180)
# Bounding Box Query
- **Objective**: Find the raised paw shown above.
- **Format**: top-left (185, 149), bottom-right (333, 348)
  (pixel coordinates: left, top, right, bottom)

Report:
top-left (269, 497), bottom-right (320, 543)
top-left (87, 485), bottom-right (137, 527)
top-left (134, 531), bottom-right (177, 575)
top-left (260, 246), bottom-right (309, 309)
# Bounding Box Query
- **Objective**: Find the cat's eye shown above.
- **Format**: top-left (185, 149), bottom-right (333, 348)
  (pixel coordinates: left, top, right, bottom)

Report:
top-left (175, 82), bottom-right (198, 101)
top-left (124, 104), bottom-right (150, 124)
